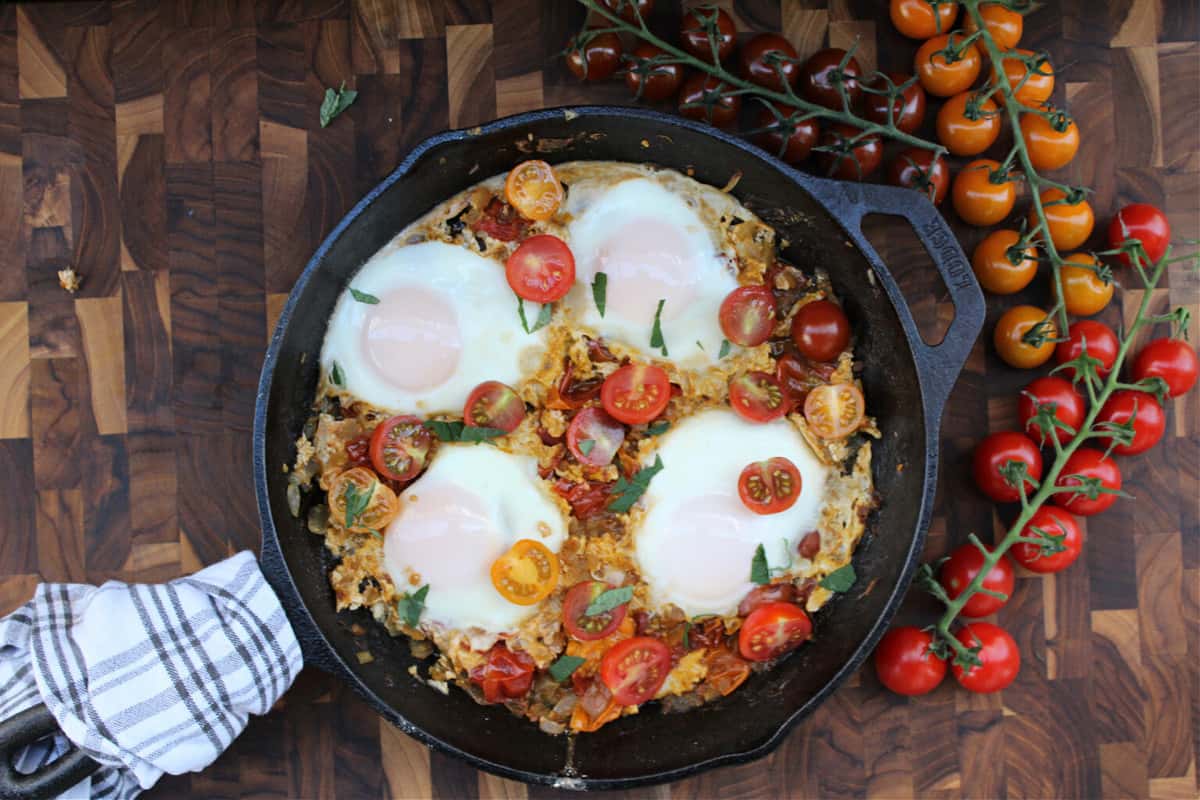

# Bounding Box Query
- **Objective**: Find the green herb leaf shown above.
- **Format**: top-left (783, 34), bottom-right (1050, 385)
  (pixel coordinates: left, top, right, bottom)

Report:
top-left (607, 455), bottom-right (664, 513)
top-left (423, 419), bottom-right (506, 444)
top-left (592, 272), bottom-right (607, 317)
top-left (397, 584), bottom-right (429, 628)
top-left (819, 564), bottom-right (856, 593)
top-left (578, 439), bottom-right (596, 456)
top-left (682, 620), bottom-right (692, 650)
top-left (330, 361), bottom-right (345, 387)
top-left (319, 81), bottom-right (358, 128)
top-left (548, 654), bottom-right (587, 682)
top-left (459, 425), bottom-right (508, 443)
top-left (343, 479), bottom-right (375, 528)
top-left (650, 298), bottom-right (667, 355)
top-left (518, 297), bottom-right (553, 334)
top-left (350, 287), bottom-right (380, 304)
top-left (718, 339), bottom-right (731, 359)
top-left (644, 421), bottom-right (670, 437)
top-left (585, 585), bottom-right (633, 616)
top-left (750, 543), bottom-right (770, 585)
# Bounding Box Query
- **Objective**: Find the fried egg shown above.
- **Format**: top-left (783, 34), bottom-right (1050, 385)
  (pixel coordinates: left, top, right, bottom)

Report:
top-left (634, 409), bottom-right (829, 617)
top-left (562, 177), bottom-right (739, 366)
top-left (320, 241), bottom-right (546, 414)
top-left (382, 444), bottom-right (567, 634)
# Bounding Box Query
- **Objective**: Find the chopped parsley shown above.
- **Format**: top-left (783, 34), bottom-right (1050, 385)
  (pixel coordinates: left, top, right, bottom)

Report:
top-left (750, 543), bottom-right (770, 585)
top-left (518, 297), bottom-right (553, 334)
top-left (330, 361), bottom-right (345, 387)
top-left (592, 272), bottom-right (607, 317)
top-left (342, 480), bottom-right (374, 528)
top-left (819, 564), bottom-right (856, 593)
top-left (423, 420), bottom-right (506, 444)
top-left (396, 584), bottom-right (429, 628)
top-left (607, 455), bottom-right (664, 513)
top-left (350, 287), bottom-right (379, 304)
top-left (584, 585), bottom-right (633, 616)
top-left (650, 298), bottom-right (668, 356)
top-left (718, 339), bottom-right (732, 359)
top-left (548, 654), bottom-right (586, 682)
top-left (319, 81), bottom-right (358, 128)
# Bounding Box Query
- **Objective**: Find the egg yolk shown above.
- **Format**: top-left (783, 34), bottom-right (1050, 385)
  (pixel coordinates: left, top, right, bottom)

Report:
top-left (362, 286), bottom-right (462, 392)
top-left (591, 219), bottom-right (699, 323)
top-left (384, 484), bottom-right (499, 588)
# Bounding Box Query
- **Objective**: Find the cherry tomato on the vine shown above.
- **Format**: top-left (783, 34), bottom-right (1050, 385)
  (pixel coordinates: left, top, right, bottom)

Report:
top-left (625, 43), bottom-right (684, 102)
top-left (1097, 390), bottom-right (1165, 456)
top-left (939, 544), bottom-right (1015, 618)
top-left (994, 305), bottom-right (1057, 369)
top-left (1108, 203), bottom-right (1171, 268)
top-left (1132, 338), bottom-right (1199, 398)
top-left (972, 229), bottom-right (1038, 295)
top-left (566, 32), bottom-right (622, 82)
top-left (1020, 110), bottom-right (1080, 171)
top-left (753, 104), bottom-right (819, 164)
top-left (993, 49), bottom-right (1054, 107)
top-left (600, 0), bottom-right (653, 23)
top-left (1058, 253), bottom-right (1112, 317)
top-left (952, 623), bottom-right (1020, 693)
top-left (890, 0), bottom-right (959, 39)
top-left (1052, 448), bottom-right (1122, 516)
top-left (1054, 320), bottom-right (1119, 379)
top-left (1011, 506), bottom-right (1083, 574)
top-left (815, 124), bottom-right (882, 181)
top-left (791, 299), bottom-right (851, 362)
top-left (874, 626), bottom-right (946, 696)
top-left (953, 159), bottom-right (1016, 227)
top-left (679, 7), bottom-right (736, 63)
top-left (678, 73), bottom-right (741, 128)
top-left (799, 48), bottom-right (862, 110)
top-left (863, 73), bottom-right (926, 134)
top-left (1032, 188), bottom-right (1094, 252)
top-left (937, 92), bottom-right (1001, 156)
top-left (915, 33), bottom-right (981, 98)
top-left (739, 33), bottom-right (799, 92)
top-left (887, 148), bottom-right (949, 206)
top-left (964, 3), bottom-right (1023, 49)
top-left (973, 431), bottom-right (1043, 504)
top-left (1018, 376), bottom-right (1085, 445)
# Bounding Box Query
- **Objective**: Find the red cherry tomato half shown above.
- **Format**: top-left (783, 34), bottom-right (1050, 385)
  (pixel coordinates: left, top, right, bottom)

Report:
top-left (1132, 338), bottom-right (1199, 398)
top-left (599, 636), bottom-right (672, 705)
top-left (369, 415), bottom-right (433, 482)
top-left (972, 431), bottom-right (1043, 504)
top-left (1017, 376), bottom-right (1085, 446)
top-left (1096, 390), bottom-right (1166, 456)
top-left (738, 602), bottom-right (813, 662)
top-left (1011, 506), bottom-right (1083, 574)
top-left (1108, 203), bottom-right (1170, 268)
top-left (938, 544), bottom-right (1015, 618)
top-left (874, 626), bottom-right (946, 696)
top-left (791, 299), bottom-right (851, 362)
top-left (562, 581), bottom-right (628, 641)
top-left (952, 622), bottom-right (1020, 694)
top-left (1054, 320), bottom-right (1119, 380)
top-left (729, 371), bottom-right (788, 423)
top-left (463, 381), bottom-right (525, 432)
top-left (469, 644), bottom-right (536, 704)
top-left (601, 364), bottom-right (671, 425)
top-left (566, 407), bottom-right (626, 466)
top-left (737, 457), bottom-right (803, 515)
top-left (505, 234), bottom-right (575, 303)
top-left (1052, 447), bottom-right (1122, 516)
top-left (719, 285), bottom-right (778, 347)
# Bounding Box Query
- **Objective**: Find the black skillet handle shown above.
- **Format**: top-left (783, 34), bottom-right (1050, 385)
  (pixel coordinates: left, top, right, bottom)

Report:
top-left (836, 182), bottom-right (985, 417)
top-left (0, 704), bottom-right (101, 800)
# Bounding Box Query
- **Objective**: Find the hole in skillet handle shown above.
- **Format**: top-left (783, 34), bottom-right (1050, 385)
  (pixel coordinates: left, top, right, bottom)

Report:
top-left (0, 704), bottom-right (101, 800)
top-left (862, 213), bottom-right (954, 347)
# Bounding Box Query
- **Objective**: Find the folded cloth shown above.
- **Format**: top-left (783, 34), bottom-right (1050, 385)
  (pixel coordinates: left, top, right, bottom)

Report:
top-left (0, 551), bottom-right (302, 799)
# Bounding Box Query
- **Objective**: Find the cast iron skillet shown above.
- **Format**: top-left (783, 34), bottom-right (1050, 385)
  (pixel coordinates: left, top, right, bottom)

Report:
top-left (0, 107), bottom-right (982, 797)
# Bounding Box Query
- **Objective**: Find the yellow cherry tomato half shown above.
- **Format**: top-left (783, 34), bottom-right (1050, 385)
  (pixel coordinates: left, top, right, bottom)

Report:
top-left (1059, 253), bottom-right (1113, 317)
top-left (994, 305), bottom-right (1058, 369)
top-left (505, 159), bottom-right (564, 222)
top-left (327, 467), bottom-right (400, 533)
top-left (491, 539), bottom-right (560, 605)
top-left (972, 229), bottom-right (1038, 295)
top-left (1031, 188), bottom-right (1094, 251)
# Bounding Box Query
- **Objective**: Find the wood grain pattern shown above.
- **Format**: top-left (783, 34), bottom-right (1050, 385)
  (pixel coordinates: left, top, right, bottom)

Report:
top-left (0, 2), bottom-right (1196, 798)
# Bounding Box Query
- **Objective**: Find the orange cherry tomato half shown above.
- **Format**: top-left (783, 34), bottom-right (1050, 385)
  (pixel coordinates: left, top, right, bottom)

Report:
top-left (1058, 253), bottom-right (1112, 317)
top-left (599, 636), bottom-right (672, 705)
top-left (562, 580), bottom-right (628, 641)
top-left (952, 159), bottom-right (1016, 227)
top-left (328, 467), bottom-right (400, 533)
top-left (464, 380), bottom-right (525, 432)
top-left (890, 0), bottom-right (959, 40)
top-left (737, 457), bottom-right (803, 515)
top-left (566, 406), bottom-right (626, 467)
top-left (971, 229), bottom-right (1038, 295)
top-left (504, 159), bottom-right (563, 221)
top-left (803, 383), bottom-right (866, 439)
top-left (729, 371), bottom-right (788, 423)
top-left (1019, 110), bottom-right (1080, 171)
top-left (936, 91), bottom-right (1001, 156)
top-left (719, 285), bottom-right (777, 347)
top-left (964, 3), bottom-right (1023, 50)
top-left (1031, 188), bottom-right (1094, 252)
top-left (601, 363), bottom-right (671, 425)
top-left (490, 539), bottom-right (560, 605)
top-left (369, 415), bottom-right (434, 482)
top-left (506, 234), bottom-right (575, 303)
top-left (914, 33), bottom-right (981, 98)
top-left (993, 49), bottom-right (1054, 107)
top-left (738, 602), bottom-right (812, 662)
top-left (993, 305), bottom-right (1057, 369)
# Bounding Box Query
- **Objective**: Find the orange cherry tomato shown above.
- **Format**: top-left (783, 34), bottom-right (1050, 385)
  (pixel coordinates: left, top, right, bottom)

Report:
top-left (505, 159), bottom-right (563, 221)
top-left (993, 49), bottom-right (1054, 107)
top-left (1019, 110), bottom-right (1080, 171)
top-left (936, 91), bottom-right (1001, 156)
top-left (952, 159), bottom-right (1016, 227)
top-left (1030, 188), bottom-right (1094, 251)
top-left (490, 539), bottom-right (560, 605)
top-left (327, 467), bottom-right (400, 533)
top-left (1058, 252), bottom-right (1113, 316)
top-left (964, 3), bottom-right (1023, 49)
top-left (994, 305), bottom-right (1057, 369)
top-left (915, 33), bottom-right (981, 97)
top-left (803, 383), bottom-right (866, 439)
top-left (972, 229), bottom-right (1038, 295)
top-left (890, 0), bottom-right (959, 39)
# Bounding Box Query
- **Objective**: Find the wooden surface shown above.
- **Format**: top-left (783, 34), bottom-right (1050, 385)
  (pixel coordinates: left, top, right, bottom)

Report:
top-left (0, 1), bottom-right (1197, 798)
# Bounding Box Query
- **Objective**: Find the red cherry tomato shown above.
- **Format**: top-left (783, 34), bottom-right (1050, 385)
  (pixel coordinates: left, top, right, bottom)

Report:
top-left (1052, 447), bottom-right (1121, 516)
top-left (799, 48), bottom-right (862, 110)
top-left (738, 602), bottom-right (812, 662)
top-left (625, 43), bottom-right (684, 102)
top-left (791, 299), bottom-right (851, 362)
top-left (505, 234), bottom-right (575, 303)
top-left (737, 457), bottom-right (803, 515)
top-left (719, 285), bottom-right (777, 347)
top-left (600, 0), bottom-right (653, 23)
top-left (815, 123), bottom-right (882, 181)
top-left (886, 148), bottom-right (949, 206)
top-left (1096, 390), bottom-right (1166, 456)
top-left (753, 104), bottom-right (819, 164)
top-left (464, 381), bottom-right (525, 432)
top-left (1108, 203), bottom-right (1170, 268)
top-left (368, 415), bottom-right (433, 482)
top-left (677, 73), bottom-right (741, 128)
top-left (1054, 320), bottom-right (1119, 380)
top-left (729, 371), bottom-right (788, 423)
top-left (566, 407), bottom-right (626, 466)
top-left (739, 33), bottom-right (799, 92)
top-left (1132, 338), bottom-right (1198, 398)
top-left (952, 622), bottom-right (1020, 693)
top-left (600, 636), bottom-right (672, 705)
top-left (679, 7), bottom-right (736, 63)
top-left (938, 544), bottom-right (1015, 618)
top-left (972, 431), bottom-right (1043, 504)
top-left (874, 626), bottom-right (946, 696)
top-left (562, 581), bottom-right (628, 641)
top-left (863, 72), bottom-right (926, 134)
top-left (469, 644), bottom-right (536, 704)
top-left (601, 364), bottom-right (671, 425)
top-left (1011, 506), bottom-right (1083, 574)
top-left (1017, 376), bottom-right (1085, 446)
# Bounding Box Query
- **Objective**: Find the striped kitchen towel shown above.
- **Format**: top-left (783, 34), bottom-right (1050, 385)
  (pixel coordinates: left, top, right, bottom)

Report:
top-left (0, 551), bottom-right (302, 799)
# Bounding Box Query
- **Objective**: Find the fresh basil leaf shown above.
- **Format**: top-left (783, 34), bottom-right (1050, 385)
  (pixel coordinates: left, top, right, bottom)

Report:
top-left (548, 654), bottom-right (586, 682)
top-left (330, 361), bottom-right (345, 387)
top-left (650, 298), bottom-right (667, 355)
top-left (423, 419), bottom-right (465, 441)
top-left (458, 425), bottom-right (507, 443)
top-left (518, 297), bottom-right (553, 334)
top-left (319, 81), bottom-right (358, 128)
top-left (750, 543), bottom-right (770, 585)
top-left (819, 564), bottom-right (856, 593)
top-left (607, 455), bottom-right (664, 513)
top-left (343, 480), bottom-right (375, 528)
top-left (397, 584), bottom-right (429, 628)
top-left (578, 439), bottom-right (596, 456)
top-left (718, 339), bottom-right (731, 359)
top-left (592, 272), bottom-right (607, 317)
top-left (644, 421), bottom-right (670, 437)
top-left (682, 620), bottom-right (692, 650)
top-left (585, 585), bottom-right (633, 616)
top-left (350, 287), bottom-right (379, 304)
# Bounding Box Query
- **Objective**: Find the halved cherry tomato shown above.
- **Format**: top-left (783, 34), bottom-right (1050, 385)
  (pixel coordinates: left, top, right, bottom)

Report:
top-left (939, 543), bottom-right (1015, 618)
top-left (803, 383), bottom-right (865, 439)
top-left (777, 353), bottom-right (835, 411)
top-left (1054, 320), bottom-right (1118, 379)
top-left (730, 372), bottom-right (788, 423)
top-left (972, 431), bottom-right (1043, 503)
top-left (863, 73), bottom-right (927, 134)
top-left (506, 234), bottom-right (575, 303)
top-left (799, 48), bottom-right (862, 110)
top-left (601, 364), bottom-right (670, 425)
top-left (1132, 338), bottom-right (1198, 398)
top-left (952, 623), bottom-right (1019, 693)
top-left (1020, 110), bottom-right (1079, 171)
top-left (890, 0), bottom-right (959, 39)
top-left (972, 229), bottom-right (1038, 295)
top-left (937, 91), bottom-right (1001, 156)
top-left (328, 467), bottom-right (400, 533)
top-left (1011, 506), bottom-right (1083, 574)
top-left (993, 49), bottom-right (1054, 107)
top-left (600, 637), bottom-right (672, 705)
top-left (505, 160), bottom-right (563, 221)
top-left (1097, 390), bottom-right (1166, 456)
top-left (566, 407), bottom-right (625, 467)
top-left (679, 7), bottom-right (735, 63)
top-left (720, 285), bottom-right (777, 347)
top-left (563, 581), bottom-right (628, 641)
top-left (964, 3), bottom-right (1023, 49)
top-left (1052, 448), bottom-right (1121, 516)
top-left (1108, 203), bottom-right (1170, 268)
top-left (953, 159), bottom-right (1016, 227)
top-left (469, 644), bottom-right (536, 704)
top-left (994, 305), bottom-right (1056, 369)
top-left (886, 147), bottom-right (949, 205)
top-left (369, 415), bottom-right (433, 481)
top-left (737, 457), bottom-right (802, 515)
top-left (490, 539), bottom-right (560, 605)
top-left (1032, 188), bottom-right (1094, 251)
top-left (705, 649), bottom-right (752, 696)
top-left (738, 602), bottom-right (812, 662)
top-left (464, 381), bottom-right (525, 433)
top-left (1018, 376), bottom-right (1085, 445)
top-left (915, 34), bottom-right (981, 98)
top-left (791, 299), bottom-right (850, 362)
top-left (874, 626), bottom-right (946, 696)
